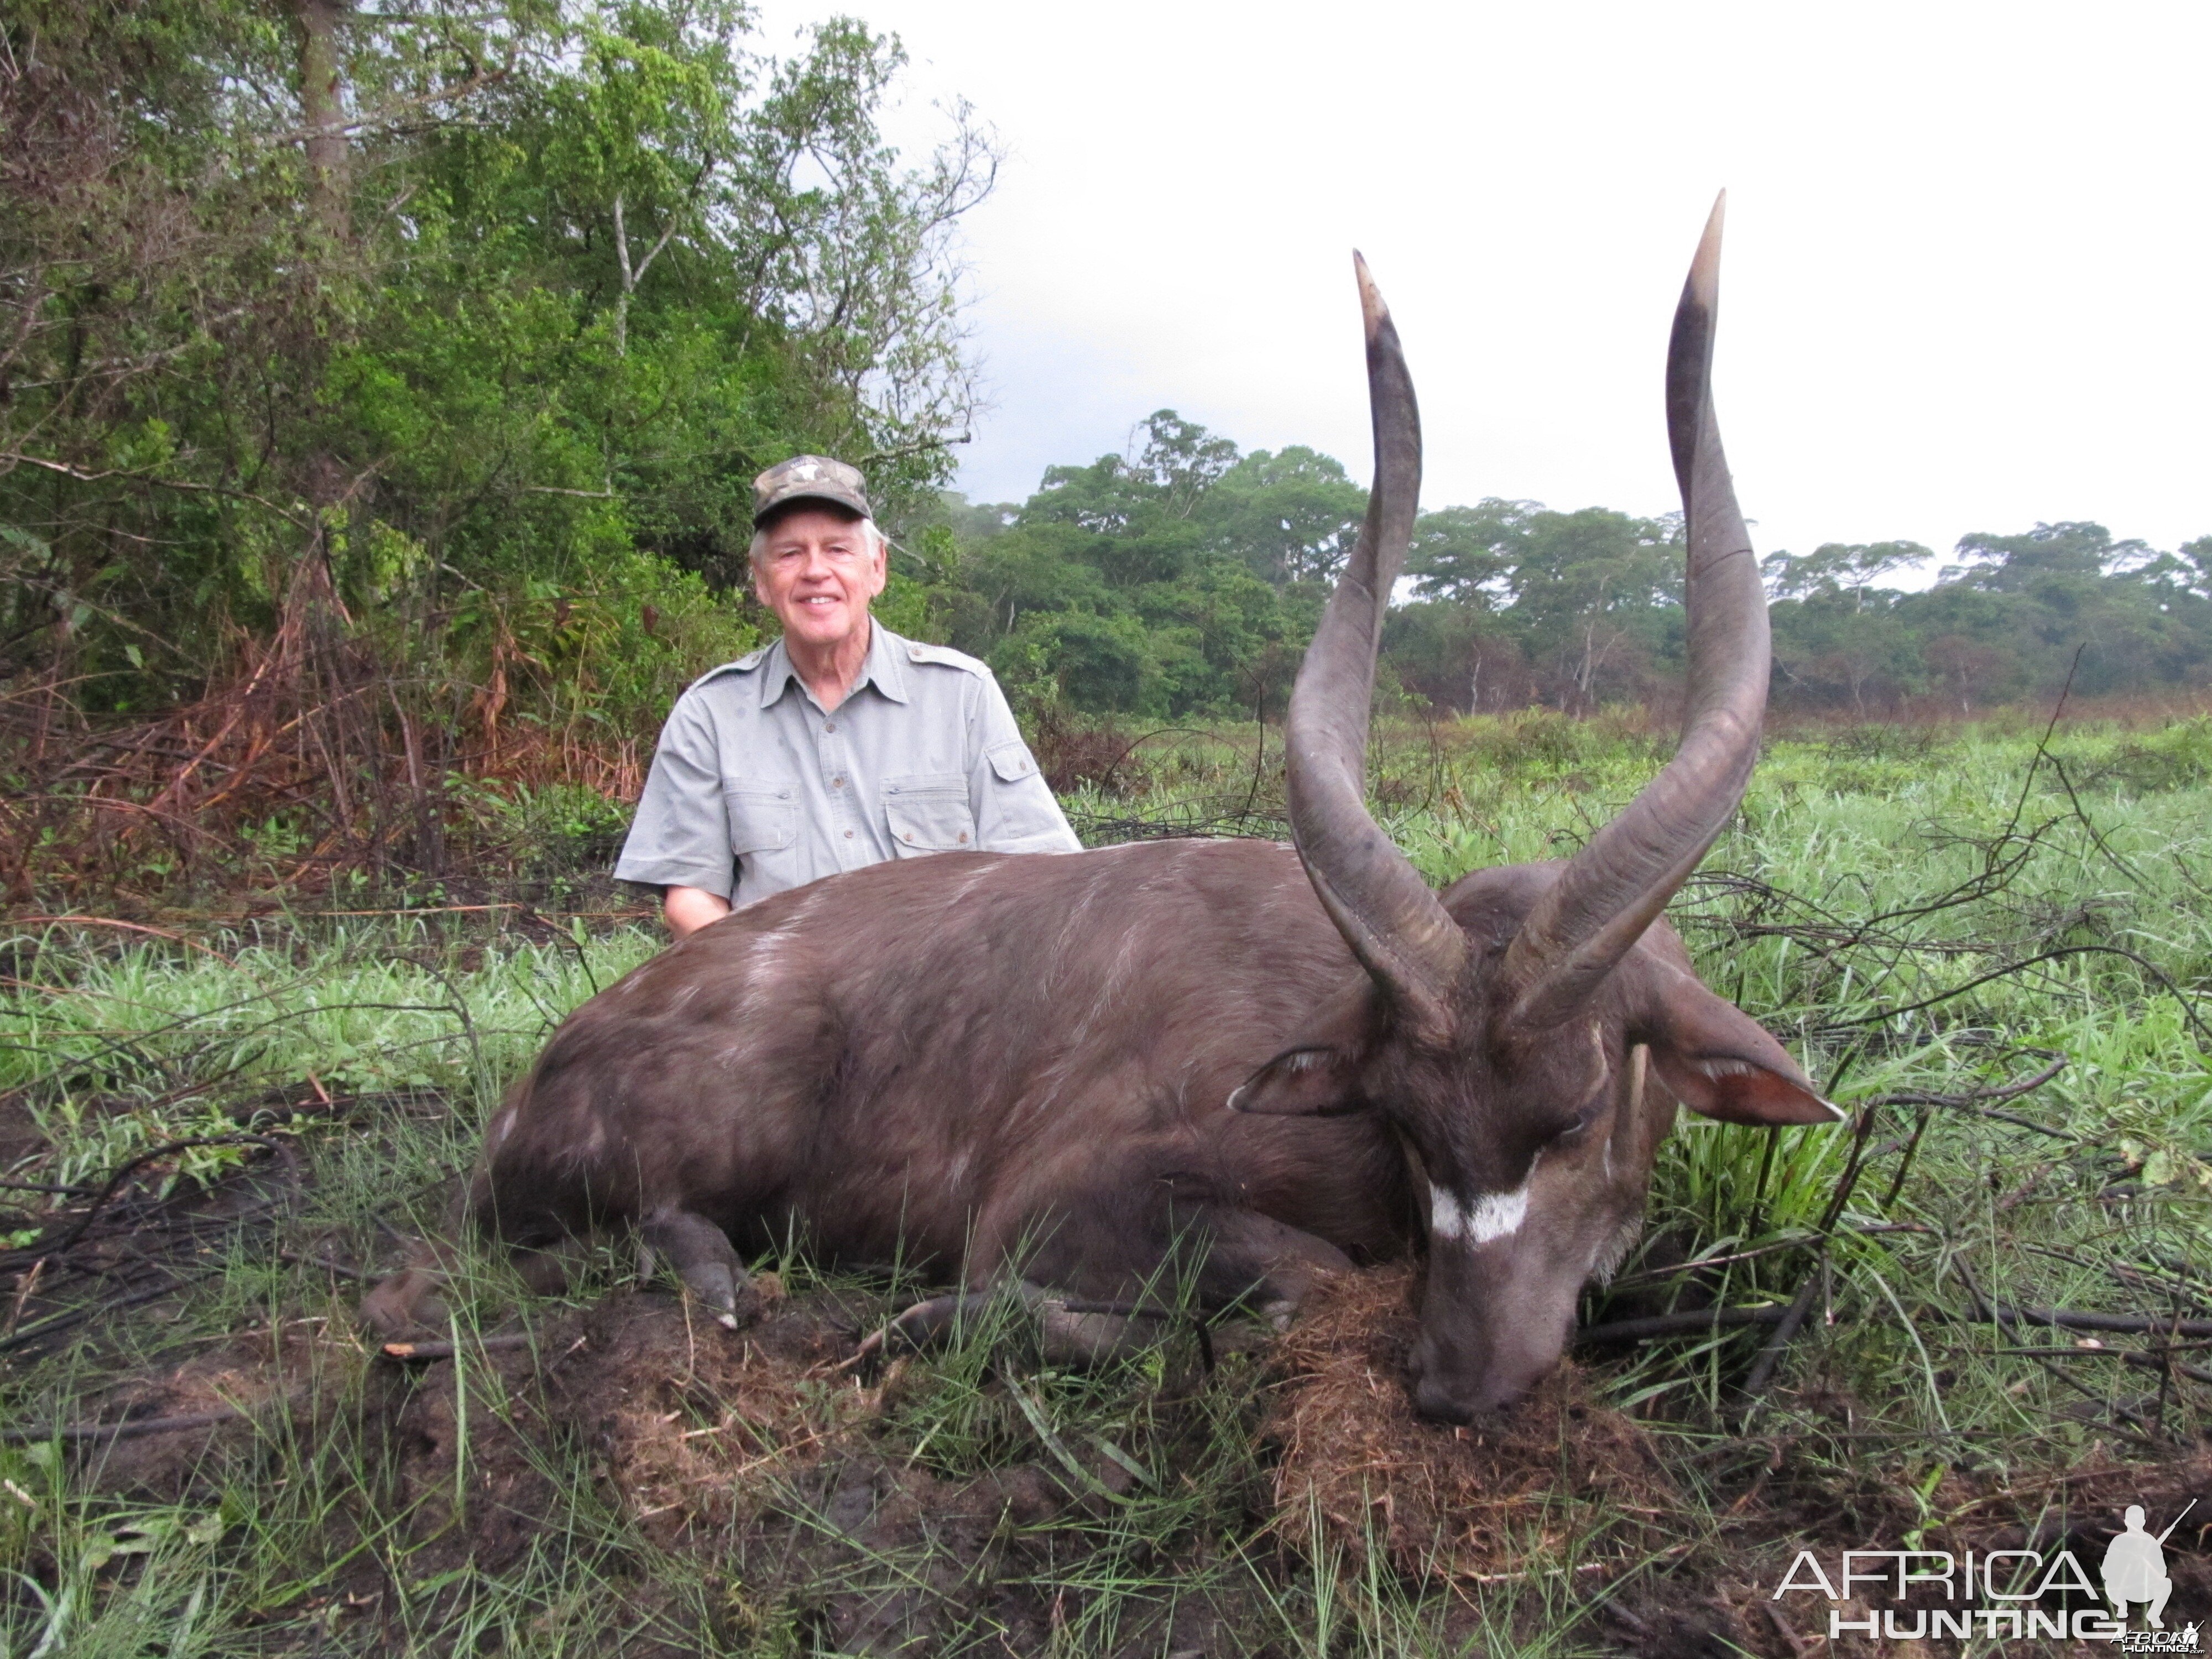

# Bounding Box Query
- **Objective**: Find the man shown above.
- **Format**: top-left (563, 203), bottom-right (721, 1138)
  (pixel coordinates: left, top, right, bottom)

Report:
top-left (2101, 1503), bottom-right (2180, 1629)
top-left (615, 455), bottom-right (1082, 936)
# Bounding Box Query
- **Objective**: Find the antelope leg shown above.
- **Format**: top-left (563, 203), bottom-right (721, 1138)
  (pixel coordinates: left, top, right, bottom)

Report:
top-left (1185, 1208), bottom-right (1355, 1330)
top-left (862, 1288), bottom-right (1005, 1359)
top-left (1032, 1289), bottom-right (1141, 1366)
top-left (858, 1281), bottom-right (1144, 1366)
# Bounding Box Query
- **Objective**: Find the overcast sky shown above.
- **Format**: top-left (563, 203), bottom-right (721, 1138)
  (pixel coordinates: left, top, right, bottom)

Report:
top-left (758, 1), bottom-right (2209, 573)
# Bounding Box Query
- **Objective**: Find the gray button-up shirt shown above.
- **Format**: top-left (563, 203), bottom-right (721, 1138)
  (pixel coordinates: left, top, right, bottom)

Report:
top-left (614, 623), bottom-right (1082, 907)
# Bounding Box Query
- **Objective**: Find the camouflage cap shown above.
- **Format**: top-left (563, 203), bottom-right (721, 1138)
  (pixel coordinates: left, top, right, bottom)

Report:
top-left (752, 455), bottom-right (872, 529)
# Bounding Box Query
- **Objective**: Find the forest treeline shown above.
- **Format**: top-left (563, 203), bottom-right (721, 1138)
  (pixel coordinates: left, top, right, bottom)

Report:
top-left (901, 411), bottom-right (2212, 720)
top-left (2, 0), bottom-right (2206, 900)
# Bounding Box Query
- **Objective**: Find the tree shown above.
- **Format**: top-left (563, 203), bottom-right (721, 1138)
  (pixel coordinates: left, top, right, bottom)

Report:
top-left (1499, 508), bottom-right (1682, 708)
top-left (1406, 500), bottom-right (1539, 606)
top-left (1203, 446), bottom-right (1366, 586)
top-left (1945, 521), bottom-right (2142, 589)
top-left (1761, 540), bottom-right (1929, 604)
top-left (0, 0), bottom-right (999, 727)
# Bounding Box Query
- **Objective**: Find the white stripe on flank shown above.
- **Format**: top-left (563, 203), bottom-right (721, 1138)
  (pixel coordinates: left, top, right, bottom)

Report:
top-left (1430, 1173), bottom-right (1533, 1246)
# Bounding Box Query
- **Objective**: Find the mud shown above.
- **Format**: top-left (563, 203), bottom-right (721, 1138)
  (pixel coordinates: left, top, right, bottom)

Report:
top-left (1262, 1265), bottom-right (2212, 1657)
top-left (33, 1264), bottom-right (2212, 1657)
top-left (1265, 1263), bottom-right (1677, 1582)
top-left (48, 1284), bottom-right (1247, 1652)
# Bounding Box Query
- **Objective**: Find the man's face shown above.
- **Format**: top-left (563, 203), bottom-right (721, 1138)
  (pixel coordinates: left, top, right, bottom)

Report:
top-left (751, 508), bottom-right (886, 655)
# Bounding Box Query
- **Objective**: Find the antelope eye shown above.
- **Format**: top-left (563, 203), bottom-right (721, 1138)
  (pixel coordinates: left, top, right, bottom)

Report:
top-left (1552, 1095), bottom-right (1607, 1142)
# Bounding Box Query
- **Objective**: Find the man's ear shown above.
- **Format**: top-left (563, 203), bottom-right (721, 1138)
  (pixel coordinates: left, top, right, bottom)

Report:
top-left (1227, 980), bottom-right (1376, 1118)
top-left (1637, 972), bottom-right (1843, 1128)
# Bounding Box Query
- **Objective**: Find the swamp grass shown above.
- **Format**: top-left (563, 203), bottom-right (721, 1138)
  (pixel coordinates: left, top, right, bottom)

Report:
top-left (1, 712), bottom-right (2209, 1653)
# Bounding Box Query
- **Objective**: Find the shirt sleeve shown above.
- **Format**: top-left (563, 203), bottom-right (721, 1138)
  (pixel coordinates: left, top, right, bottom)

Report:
top-left (967, 673), bottom-right (1084, 854)
top-left (613, 689), bottom-right (738, 896)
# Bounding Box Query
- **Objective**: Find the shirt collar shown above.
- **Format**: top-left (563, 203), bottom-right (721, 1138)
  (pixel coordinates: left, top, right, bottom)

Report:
top-left (757, 620), bottom-right (911, 709)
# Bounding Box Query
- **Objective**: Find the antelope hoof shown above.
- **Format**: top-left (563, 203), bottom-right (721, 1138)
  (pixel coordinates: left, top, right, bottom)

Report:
top-left (638, 1208), bottom-right (750, 1329)
top-left (359, 1270), bottom-right (448, 1341)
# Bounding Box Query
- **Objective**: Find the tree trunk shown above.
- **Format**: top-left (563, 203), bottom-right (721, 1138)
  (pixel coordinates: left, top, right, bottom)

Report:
top-left (612, 194), bottom-right (632, 357)
top-left (289, 0), bottom-right (351, 238)
top-left (610, 192), bottom-right (682, 358)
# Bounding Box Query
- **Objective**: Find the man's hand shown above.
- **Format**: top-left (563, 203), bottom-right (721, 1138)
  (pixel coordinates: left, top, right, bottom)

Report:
top-left (664, 885), bottom-right (733, 939)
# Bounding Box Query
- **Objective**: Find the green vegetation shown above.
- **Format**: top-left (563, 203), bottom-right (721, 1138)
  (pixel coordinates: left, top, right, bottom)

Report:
top-left (916, 442), bottom-right (2212, 720)
top-left (3, 716), bottom-right (2206, 1652)
top-left (6, 0), bottom-right (2206, 914)
top-left (3, 0), bottom-right (990, 731)
top-left (3, 2), bottom-right (2208, 1644)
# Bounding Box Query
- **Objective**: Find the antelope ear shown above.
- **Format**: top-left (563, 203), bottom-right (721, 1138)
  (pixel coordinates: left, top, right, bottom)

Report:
top-left (1229, 1046), bottom-right (1368, 1117)
top-left (1228, 980), bottom-right (1376, 1117)
top-left (1639, 976), bottom-right (1842, 1128)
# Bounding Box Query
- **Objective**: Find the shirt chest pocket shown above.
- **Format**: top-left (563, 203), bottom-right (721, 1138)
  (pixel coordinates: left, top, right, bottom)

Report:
top-left (883, 773), bottom-right (975, 854)
top-left (723, 784), bottom-right (797, 857)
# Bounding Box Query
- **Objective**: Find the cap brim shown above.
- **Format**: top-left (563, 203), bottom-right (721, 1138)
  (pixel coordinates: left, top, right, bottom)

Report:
top-left (754, 492), bottom-right (869, 530)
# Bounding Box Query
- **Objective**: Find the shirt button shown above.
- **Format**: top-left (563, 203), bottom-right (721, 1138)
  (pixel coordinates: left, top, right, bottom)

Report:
top-left (957, 832), bottom-right (969, 843)
top-left (832, 776), bottom-right (845, 789)
top-left (823, 721), bottom-right (837, 734)
top-left (844, 830), bottom-right (854, 839)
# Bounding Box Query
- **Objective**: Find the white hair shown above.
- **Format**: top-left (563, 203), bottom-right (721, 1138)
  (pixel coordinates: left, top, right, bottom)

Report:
top-left (748, 514), bottom-right (885, 568)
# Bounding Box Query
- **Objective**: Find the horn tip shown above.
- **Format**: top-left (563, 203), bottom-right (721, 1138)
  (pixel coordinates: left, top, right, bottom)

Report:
top-left (1352, 250), bottom-right (1389, 338)
top-left (1688, 194), bottom-right (1726, 305)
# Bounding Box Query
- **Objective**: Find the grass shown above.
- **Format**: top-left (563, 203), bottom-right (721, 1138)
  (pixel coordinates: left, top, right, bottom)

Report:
top-left (2, 711), bottom-right (2209, 1653)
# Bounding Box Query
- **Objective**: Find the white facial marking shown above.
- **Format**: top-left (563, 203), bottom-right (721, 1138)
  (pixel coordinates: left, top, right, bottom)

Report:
top-left (1430, 1168), bottom-right (1534, 1246)
top-left (1467, 1185), bottom-right (1531, 1244)
top-left (1429, 1183), bottom-right (1467, 1240)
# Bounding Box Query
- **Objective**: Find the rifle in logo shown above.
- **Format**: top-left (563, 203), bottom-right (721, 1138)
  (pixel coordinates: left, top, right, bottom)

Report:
top-left (2105, 1500), bottom-right (2194, 1631)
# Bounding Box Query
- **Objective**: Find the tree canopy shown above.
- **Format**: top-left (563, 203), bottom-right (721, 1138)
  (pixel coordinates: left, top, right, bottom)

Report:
top-left (1, 0), bottom-right (993, 732)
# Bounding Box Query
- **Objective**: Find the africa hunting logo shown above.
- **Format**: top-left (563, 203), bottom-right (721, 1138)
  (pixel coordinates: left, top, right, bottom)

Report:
top-left (1767, 1501), bottom-right (2199, 1646)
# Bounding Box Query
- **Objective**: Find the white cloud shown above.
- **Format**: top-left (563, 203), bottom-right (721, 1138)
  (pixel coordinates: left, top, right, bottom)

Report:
top-left (758, 0), bottom-right (2211, 559)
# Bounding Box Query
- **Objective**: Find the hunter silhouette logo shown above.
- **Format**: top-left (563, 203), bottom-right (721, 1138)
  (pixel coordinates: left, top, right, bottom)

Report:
top-left (2105, 1503), bottom-right (2189, 1629)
